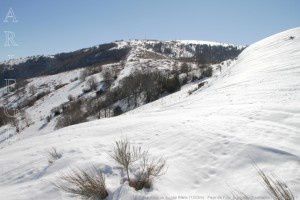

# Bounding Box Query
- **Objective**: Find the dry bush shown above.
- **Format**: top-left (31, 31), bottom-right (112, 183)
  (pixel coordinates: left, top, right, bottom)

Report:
top-left (0, 107), bottom-right (15, 126)
top-left (36, 90), bottom-right (51, 100)
top-left (55, 100), bottom-right (87, 129)
top-left (233, 165), bottom-right (295, 200)
top-left (79, 70), bottom-right (88, 82)
top-left (68, 94), bottom-right (75, 102)
top-left (257, 168), bottom-right (294, 200)
top-left (180, 62), bottom-right (190, 74)
top-left (110, 138), bottom-right (145, 183)
top-left (21, 111), bottom-right (33, 127)
top-left (102, 69), bottom-right (113, 84)
top-left (47, 147), bottom-right (62, 164)
top-left (29, 85), bottom-right (37, 95)
top-left (202, 66), bottom-right (213, 78)
top-left (19, 96), bottom-right (38, 108)
top-left (10, 116), bottom-right (20, 133)
top-left (87, 76), bottom-right (97, 91)
top-left (0, 107), bottom-right (20, 132)
top-left (55, 166), bottom-right (108, 200)
top-left (110, 138), bottom-right (167, 190)
top-left (55, 83), bottom-right (68, 90)
top-left (188, 87), bottom-right (199, 95)
top-left (132, 153), bottom-right (166, 190)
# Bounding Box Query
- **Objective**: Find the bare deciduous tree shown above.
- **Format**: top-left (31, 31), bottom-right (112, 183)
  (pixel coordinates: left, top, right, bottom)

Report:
top-left (102, 68), bottom-right (113, 85)
top-left (87, 76), bottom-right (97, 91)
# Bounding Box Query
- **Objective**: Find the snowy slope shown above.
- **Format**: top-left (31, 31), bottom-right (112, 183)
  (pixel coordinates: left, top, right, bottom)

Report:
top-left (0, 28), bottom-right (300, 200)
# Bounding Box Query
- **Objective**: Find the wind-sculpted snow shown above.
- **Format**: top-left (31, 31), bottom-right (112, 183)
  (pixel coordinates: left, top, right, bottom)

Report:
top-left (0, 28), bottom-right (299, 199)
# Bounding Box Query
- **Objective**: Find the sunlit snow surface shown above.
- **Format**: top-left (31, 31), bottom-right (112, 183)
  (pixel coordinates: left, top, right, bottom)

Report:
top-left (0, 28), bottom-right (300, 199)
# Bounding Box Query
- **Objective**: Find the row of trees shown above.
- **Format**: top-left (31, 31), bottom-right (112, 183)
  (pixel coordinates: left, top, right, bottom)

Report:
top-left (55, 60), bottom-right (213, 129)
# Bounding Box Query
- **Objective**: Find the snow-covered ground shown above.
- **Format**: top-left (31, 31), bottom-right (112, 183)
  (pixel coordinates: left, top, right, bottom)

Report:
top-left (0, 28), bottom-right (300, 199)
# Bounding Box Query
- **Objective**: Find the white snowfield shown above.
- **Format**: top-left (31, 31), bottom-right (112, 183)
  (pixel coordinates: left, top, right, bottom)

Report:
top-left (0, 28), bottom-right (300, 200)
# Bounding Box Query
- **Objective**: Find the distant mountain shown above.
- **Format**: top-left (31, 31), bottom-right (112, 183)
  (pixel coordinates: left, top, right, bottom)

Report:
top-left (0, 40), bottom-right (244, 87)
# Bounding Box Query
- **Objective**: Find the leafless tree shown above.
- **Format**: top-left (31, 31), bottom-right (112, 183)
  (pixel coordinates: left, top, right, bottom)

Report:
top-left (87, 76), bottom-right (97, 91)
top-left (102, 68), bottom-right (113, 85)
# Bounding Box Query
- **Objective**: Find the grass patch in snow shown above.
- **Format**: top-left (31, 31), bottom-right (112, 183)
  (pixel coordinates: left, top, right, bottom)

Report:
top-left (47, 147), bottom-right (62, 165)
top-left (55, 166), bottom-right (108, 200)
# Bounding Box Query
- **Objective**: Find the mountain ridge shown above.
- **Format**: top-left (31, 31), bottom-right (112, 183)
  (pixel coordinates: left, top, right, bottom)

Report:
top-left (0, 39), bottom-right (244, 87)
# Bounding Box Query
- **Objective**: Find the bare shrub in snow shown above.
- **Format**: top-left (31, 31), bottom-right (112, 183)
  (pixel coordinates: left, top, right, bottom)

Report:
top-left (68, 94), bottom-right (75, 102)
top-left (46, 115), bottom-right (51, 123)
top-left (257, 167), bottom-right (294, 200)
top-left (87, 76), bottom-right (97, 91)
top-left (10, 116), bottom-right (20, 133)
top-left (29, 85), bottom-right (37, 96)
top-left (55, 166), bottom-right (108, 200)
top-left (15, 79), bottom-right (29, 91)
top-left (0, 107), bottom-right (15, 126)
top-left (80, 65), bottom-right (103, 82)
top-left (113, 106), bottom-right (123, 116)
top-left (51, 106), bottom-right (62, 117)
top-left (110, 138), bottom-right (167, 190)
top-left (70, 77), bottom-right (78, 82)
top-left (56, 100), bottom-right (86, 129)
top-left (233, 165), bottom-right (295, 200)
top-left (102, 68), bottom-right (113, 86)
top-left (19, 96), bottom-right (37, 108)
top-left (110, 138), bottom-right (145, 183)
top-left (180, 62), bottom-right (190, 74)
top-left (132, 153), bottom-right (166, 190)
top-left (47, 147), bottom-right (62, 164)
top-left (36, 90), bottom-right (51, 100)
top-left (79, 70), bottom-right (88, 82)
top-left (54, 83), bottom-right (68, 90)
top-left (162, 74), bottom-right (181, 93)
top-left (188, 87), bottom-right (199, 95)
top-left (21, 111), bottom-right (33, 127)
top-left (202, 66), bottom-right (213, 78)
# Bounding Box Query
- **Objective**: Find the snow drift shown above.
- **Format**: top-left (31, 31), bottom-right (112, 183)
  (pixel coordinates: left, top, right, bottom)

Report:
top-left (0, 28), bottom-right (299, 199)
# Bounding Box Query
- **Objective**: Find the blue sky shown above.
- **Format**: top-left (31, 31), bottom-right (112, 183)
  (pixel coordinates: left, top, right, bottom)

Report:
top-left (0, 0), bottom-right (299, 61)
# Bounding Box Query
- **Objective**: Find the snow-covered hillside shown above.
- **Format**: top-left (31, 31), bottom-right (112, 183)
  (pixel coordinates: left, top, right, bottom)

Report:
top-left (0, 28), bottom-right (299, 200)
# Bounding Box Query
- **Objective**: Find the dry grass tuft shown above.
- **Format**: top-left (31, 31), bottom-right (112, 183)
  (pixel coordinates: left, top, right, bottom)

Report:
top-left (257, 167), bottom-right (294, 200)
top-left (110, 138), bottom-right (167, 190)
top-left (233, 164), bottom-right (295, 200)
top-left (109, 138), bottom-right (145, 183)
top-left (47, 147), bottom-right (62, 164)
top-left (55, 166), bottom-right (108, 200)
top-left (132, 153), bottom-right (166, 190)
